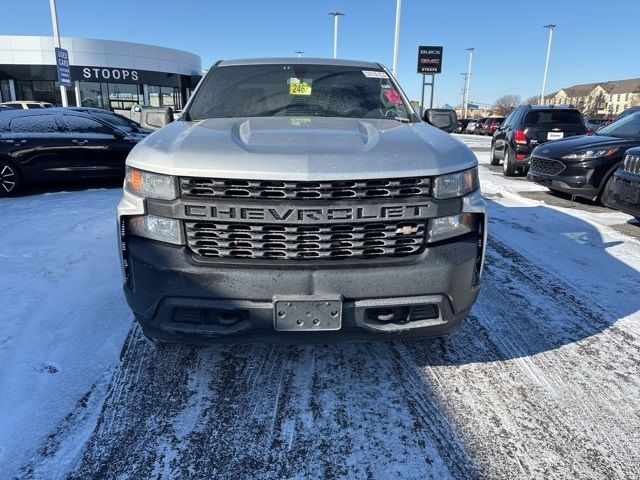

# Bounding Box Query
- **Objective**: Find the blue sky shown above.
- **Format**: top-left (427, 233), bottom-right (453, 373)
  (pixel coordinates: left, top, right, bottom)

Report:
top-left (4, 0), bottom-right (640, 108)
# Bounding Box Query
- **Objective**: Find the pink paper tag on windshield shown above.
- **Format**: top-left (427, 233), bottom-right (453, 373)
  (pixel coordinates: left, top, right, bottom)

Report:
top-left (384, 90), bottom-right (402, 104)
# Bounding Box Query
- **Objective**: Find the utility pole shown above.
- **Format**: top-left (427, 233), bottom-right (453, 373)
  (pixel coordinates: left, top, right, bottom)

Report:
top-left (329, 12), bottom-right (345, 59)
top-left (540, 24), bottom-right (556, 105)
top-left (49, 0), bottom-right (68, 107)
top-left (463, 48), bottom-right (474, 118)
top-left (295, 51), bottom-right (304, 58)
top-left (459, 73), bottom-right (468, 117)
top-left (392, 0), bottom-right (402, 76)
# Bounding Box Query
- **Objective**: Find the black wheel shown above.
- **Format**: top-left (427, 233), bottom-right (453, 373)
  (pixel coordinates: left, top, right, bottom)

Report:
top-left (503, 149), bottom-right (516, 176)
top-left (0, 160), bottom-right (21, 197)
top-left (599, 176), bottom-right (613, 207)
top-left (490, 143), bottom-right (500, 165)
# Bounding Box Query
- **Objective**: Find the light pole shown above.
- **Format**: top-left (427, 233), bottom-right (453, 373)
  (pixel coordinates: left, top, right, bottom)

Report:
top-left (540, 24), bottom-right (556, 105)
top-left (463, 48), bottom-right (474, 118)
top-left (295, 51), bottom-right (304, 58)
top-left (392, 0), bottom-right (402, 76)
top-left (329, 12), bottom-right (344, 59)
top-left (49, 0), bottom-right (68, 107)
top-left (459, 73), bottom-right (468, 117)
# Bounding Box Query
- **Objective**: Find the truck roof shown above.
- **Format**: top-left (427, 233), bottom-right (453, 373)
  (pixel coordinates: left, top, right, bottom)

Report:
top-left (216, 57), bottom-right (383, 69)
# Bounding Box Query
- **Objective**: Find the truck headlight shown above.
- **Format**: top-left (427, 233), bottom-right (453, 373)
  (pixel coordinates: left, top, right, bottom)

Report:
top-left (432, 167), bottom-right (479, 199)
top-left (128, 215), bottom-right (184, 245)
top-left (427, 213), bottom-right (476, 243)
top-left (125, 167), bottom-right (178, 200)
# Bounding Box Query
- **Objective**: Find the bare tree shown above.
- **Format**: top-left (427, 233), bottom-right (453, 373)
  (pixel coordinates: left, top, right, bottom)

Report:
top-left (525, 95), bottom-right (539, 106)
top-left (493, 95), bottom-right (522, 116)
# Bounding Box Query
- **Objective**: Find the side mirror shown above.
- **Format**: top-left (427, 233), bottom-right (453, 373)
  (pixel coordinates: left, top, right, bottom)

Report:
top-left (423, 109), bottom-right (458, 133)
top-left (113, 129), bottom-right (125, 139)
top-left (139, 107), bottom-right (174, 130)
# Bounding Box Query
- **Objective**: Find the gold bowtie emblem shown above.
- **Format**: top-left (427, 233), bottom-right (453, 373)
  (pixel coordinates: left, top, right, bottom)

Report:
top-left (396, 225), bottom-right (419, 235)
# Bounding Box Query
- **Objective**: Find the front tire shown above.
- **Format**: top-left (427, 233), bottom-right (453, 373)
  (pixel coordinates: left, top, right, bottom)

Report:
top-left (599, 176), bottom-right (613, 207)
top-left (503, 149), bottom-right (516, 177)
top-left (0, 160), bottom-right (21, 197)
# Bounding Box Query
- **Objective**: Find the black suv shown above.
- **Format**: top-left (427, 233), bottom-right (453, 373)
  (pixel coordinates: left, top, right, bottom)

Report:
top-left (605, 147), bottom-right (640, 222)
top-left (528, 110), bottom-right (640, 205)
top-left (491, 105), bottom-right (587, 176)
top-left (0, 108), bottom-right (143, 196)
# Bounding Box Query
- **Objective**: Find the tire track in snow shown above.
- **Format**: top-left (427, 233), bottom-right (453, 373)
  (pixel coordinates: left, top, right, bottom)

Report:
top-left (17, 236), bottom-right (640, 480)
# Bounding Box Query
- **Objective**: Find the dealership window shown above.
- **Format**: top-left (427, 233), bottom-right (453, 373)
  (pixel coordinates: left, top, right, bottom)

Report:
top-left (148, 85), bottom-right (184, 110)
top-left (14, 79), bottom-right (76, 106)
top-left (107, 83), bottom-right (143, 111)
top-left (0, 80), bottom-right (10, 102)
top-left (79, 81), bottom-right (108, 109)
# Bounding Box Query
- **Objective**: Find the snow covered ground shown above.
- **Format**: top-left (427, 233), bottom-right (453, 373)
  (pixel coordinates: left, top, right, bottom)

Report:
top-left (1, 135), bottom-right (639, 479)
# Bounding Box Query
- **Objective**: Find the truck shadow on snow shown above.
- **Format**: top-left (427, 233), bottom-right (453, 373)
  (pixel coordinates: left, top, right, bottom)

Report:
top-left (18, 201), bottom-right (640, 480)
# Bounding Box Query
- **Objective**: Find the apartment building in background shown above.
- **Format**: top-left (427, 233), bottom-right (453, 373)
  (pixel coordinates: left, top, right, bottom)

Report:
top-left (542, 78), bottom-right (640, 117)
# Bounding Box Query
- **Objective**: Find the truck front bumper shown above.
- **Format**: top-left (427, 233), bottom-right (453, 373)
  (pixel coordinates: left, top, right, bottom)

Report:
top-left (118, 191), bottom-right (487, 343)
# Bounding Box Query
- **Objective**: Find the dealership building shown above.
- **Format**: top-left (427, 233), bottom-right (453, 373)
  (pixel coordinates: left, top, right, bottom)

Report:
top-left (0, 35), bottom-right (202, 111)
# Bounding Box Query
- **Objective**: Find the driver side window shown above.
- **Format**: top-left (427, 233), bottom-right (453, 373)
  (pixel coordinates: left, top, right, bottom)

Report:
top-left (61, 114), bottom-right (114, 137)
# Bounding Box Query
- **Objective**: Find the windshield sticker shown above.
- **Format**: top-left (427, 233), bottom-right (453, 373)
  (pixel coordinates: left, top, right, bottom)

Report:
top-left (288, 78), bottom-right (312, 95)
top-left (384, 90), bottom-right (403, 104)
top-left (363, 70), bottom-right (389, 79)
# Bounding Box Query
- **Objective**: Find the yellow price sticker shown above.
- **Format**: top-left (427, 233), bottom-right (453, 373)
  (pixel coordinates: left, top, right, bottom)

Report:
top-left (289, 82), bottom-right (312, 95)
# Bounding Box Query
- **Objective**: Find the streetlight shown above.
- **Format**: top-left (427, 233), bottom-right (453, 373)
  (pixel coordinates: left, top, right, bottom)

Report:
top-left (392, 0), bottom-right (402, 76)
top-left (328, 12), bottom-right (345, 59)
top-left (49, 0), bottom-right (68, 107)
top-left (463, 48), bottom-right (474, 118)
top-left (540, 24), bottom-right (556, 105)
top-left (295, 51), bottom-right (304, 58)
top-left (459, 73), bottom-right (468, 116)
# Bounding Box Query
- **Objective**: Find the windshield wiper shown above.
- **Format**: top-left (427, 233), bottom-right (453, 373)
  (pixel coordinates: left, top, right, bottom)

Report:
top-left (393, 117), bottom-right (411, 123)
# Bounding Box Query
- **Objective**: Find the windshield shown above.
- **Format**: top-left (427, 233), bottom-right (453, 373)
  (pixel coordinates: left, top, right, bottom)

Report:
top-left (596, 111), bottom-right (640, 138)
top-left (187, 64), bottom-right (411, 121)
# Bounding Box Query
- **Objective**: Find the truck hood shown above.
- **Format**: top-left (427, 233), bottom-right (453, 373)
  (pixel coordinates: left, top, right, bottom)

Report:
top-left (126, 117), bottom-right (476, 180)
top-left (532, 134), bottom-right (640, 159)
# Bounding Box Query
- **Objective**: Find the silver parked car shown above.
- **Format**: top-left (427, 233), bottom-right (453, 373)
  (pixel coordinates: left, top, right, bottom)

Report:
top-left (117, 58), bottom-right (487, 343)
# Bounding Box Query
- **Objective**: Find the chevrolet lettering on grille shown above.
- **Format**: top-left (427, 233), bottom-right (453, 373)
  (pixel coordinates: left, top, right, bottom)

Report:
top-left (182, 203), bottom-right (432, 224)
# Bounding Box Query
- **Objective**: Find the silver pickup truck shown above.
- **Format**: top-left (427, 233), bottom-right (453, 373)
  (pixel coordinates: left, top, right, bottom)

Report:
top-left (117, 58), bottom-right (487, 343)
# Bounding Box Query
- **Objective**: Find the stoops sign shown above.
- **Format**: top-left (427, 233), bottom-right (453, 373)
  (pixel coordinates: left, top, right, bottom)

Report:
top-left (55, 47), bottom-right (72, 87)
top-left (417, 46), bottom-right (443, 74)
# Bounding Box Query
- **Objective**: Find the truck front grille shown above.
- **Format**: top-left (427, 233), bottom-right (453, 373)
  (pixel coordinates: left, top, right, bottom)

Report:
top-left (530, 157), bottom-right (565, 176)
top-left (180, 177), bottom-right (431, 200)
top-left (185, 220), bottom-right (427, 260)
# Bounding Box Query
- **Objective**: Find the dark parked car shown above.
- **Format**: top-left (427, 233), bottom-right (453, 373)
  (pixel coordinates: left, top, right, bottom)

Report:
top-left (605, 147), bottom-right (640, 222)
top-left (491, 105), bottom-right (587, 176)
top-left (481, 117), bottom-right (504, 136)
top-left (0, 108), bottom-right (144, 196)
top-left (455, 118), bottom-right (472, 133)
top-left (67, 107), bottom-right (152, 141)
top-left (528, 110), bottom-right (640, 204)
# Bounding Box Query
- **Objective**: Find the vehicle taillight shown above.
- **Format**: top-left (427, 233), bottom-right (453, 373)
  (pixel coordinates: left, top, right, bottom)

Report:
top-left (586, 128), bottom-right (594, 135)
top-left (514, 130), bottom-right (527, 144)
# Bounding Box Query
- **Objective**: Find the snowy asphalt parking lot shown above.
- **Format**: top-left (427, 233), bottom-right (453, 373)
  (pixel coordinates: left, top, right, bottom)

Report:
top-left (2, 134), bottom-right (640, 479)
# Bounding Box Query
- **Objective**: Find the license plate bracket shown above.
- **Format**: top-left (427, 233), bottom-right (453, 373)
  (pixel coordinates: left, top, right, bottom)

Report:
top-left (273, 295), bottom-right (342, 331)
